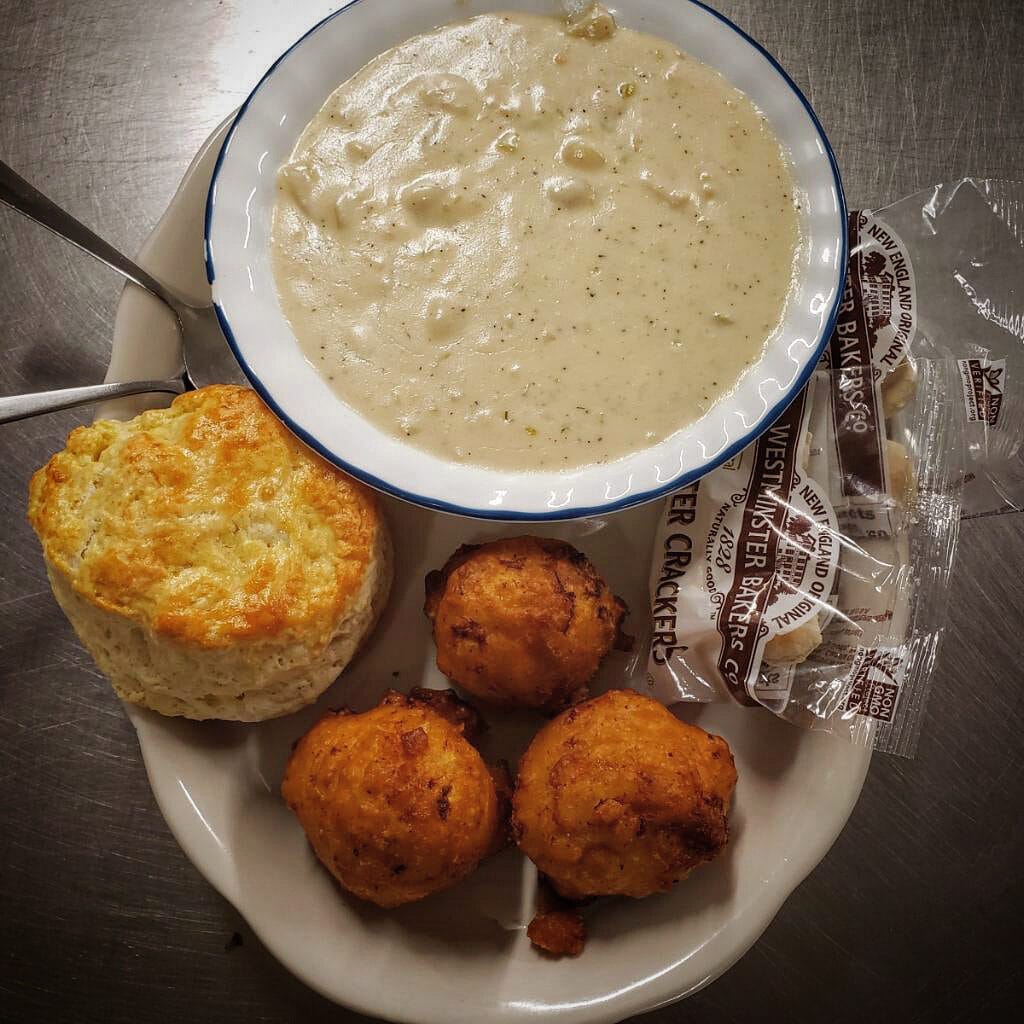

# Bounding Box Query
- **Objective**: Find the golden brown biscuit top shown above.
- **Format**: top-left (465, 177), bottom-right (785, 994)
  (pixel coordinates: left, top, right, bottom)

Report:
top-left (28, 385), bottom-right (382, 649)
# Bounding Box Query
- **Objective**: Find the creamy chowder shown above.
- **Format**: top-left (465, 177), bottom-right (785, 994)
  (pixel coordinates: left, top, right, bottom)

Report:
top-left (271, 5), bottom-right (801, 470)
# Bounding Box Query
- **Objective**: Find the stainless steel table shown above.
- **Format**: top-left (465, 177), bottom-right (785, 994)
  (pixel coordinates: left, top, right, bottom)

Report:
top-left (1, 2), bottom-right (1021, 1021)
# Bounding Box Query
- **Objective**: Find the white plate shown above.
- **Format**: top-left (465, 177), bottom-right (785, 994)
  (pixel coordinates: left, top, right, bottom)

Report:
top-left (205, 0), bottom-right (847, 520)
top-left (109, 120), bottom-right (869, 1024)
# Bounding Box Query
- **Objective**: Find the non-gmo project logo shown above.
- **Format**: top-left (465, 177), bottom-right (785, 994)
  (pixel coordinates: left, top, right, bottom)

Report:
top-left (844, 645), bottom-right (905, 723)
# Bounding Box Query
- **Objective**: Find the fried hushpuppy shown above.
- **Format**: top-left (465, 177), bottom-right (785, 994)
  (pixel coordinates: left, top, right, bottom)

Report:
top-left (282, 688), bottom-right (507, 908)
top-left (27, 385), bottom-right (390, 721)
top-left (424, 536), bottom-right (628, 712)
top-left (512, 690), bottom-right (736, 901)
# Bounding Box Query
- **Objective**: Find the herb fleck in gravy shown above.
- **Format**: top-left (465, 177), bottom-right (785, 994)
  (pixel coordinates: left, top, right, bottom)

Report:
top-left (271, 6), bottom-right (801, 470)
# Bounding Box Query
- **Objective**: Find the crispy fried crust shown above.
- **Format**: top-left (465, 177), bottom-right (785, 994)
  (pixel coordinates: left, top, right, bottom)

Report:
top-left (527, 907), bottom-right (586, 958)
top-left (487, 759), bottom-right (514, 855)
top-left (512, 690), bottom-right (737, 901)
top-left (424, 536), bottom-right (628, 712)
top-left (29, 385), bottom-right (383, 650)
top-left (401, 685), bottom-right (488, 742)
top-left (282, 690), bottom-right (505, 907)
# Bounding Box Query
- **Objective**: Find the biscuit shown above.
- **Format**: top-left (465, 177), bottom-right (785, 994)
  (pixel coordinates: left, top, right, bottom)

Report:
top-left (28, 385), bottom-right (391, 721)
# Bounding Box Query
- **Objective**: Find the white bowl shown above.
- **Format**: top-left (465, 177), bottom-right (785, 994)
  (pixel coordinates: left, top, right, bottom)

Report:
top-left (205, 0), bottom-right (846, 519)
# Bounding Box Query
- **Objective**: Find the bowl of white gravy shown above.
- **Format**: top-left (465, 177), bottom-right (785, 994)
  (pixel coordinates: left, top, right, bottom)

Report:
top-left (205, 0), bottom-right (846, 519)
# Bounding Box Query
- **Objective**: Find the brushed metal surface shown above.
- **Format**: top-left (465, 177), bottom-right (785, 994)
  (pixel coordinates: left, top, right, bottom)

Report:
top-left (1, 1), bottom-right (1021, 1021)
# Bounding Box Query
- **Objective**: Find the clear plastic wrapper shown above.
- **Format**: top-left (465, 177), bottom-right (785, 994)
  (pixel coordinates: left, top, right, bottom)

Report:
top-left (643, 178), bottom-right (1024, 755)
top-left (839, 179), bottom-right (1024, 518)
top-left (644, 360), bottom-right (962, 757)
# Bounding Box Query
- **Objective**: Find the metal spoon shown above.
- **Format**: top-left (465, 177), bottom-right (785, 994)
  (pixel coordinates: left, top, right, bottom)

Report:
top-left (0, 159), bottom-right (244, 424)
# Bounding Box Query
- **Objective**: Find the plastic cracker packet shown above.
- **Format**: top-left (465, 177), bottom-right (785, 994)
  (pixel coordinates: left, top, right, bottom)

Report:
top-left (641, 179), bottom-right (1024, 754)
top-left (644, 359), bottom-right (963, 757)
top-left (833, 180), bottom-right (1024, 518)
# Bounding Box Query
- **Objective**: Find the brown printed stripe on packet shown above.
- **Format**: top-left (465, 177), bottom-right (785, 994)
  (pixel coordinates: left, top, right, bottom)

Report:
top-left (714, 389), bottom-right (807, 704)
top-left (825, 213), bottom-right (887, 499)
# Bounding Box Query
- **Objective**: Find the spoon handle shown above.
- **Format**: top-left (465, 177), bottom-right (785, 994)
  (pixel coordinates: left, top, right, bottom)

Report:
top-left (0, 379), bottom-right (186, 425)
top-left (0, 160), bottom-right (185, 314)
